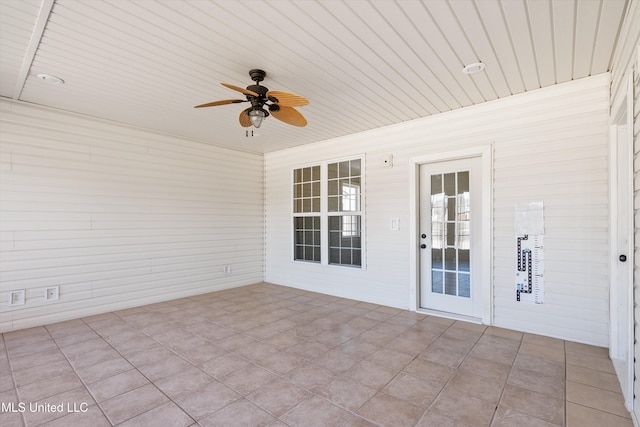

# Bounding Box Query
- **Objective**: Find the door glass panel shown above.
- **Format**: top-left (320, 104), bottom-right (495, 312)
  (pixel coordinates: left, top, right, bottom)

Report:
top-left (430, 170), bottom-right (471, 298)
top-left (432, 271), bottom-right (443, 293)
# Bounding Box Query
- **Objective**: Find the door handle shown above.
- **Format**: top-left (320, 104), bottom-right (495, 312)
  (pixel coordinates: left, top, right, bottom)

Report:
top-left (420, 244), bottom-right (427, 249)
top-left (620, 254), bottom-right (627, 262)
top-left (421, 234), bottom-right (427, 239)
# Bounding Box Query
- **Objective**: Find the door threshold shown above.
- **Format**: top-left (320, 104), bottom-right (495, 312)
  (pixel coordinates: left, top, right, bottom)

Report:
top-left (416, 308), bottom-right (483, 325)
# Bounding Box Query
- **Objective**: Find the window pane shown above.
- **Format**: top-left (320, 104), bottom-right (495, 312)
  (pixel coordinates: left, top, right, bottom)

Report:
top-left (432, 248), bottom-right (443, 269)
top-left (328, 179), bottom-right (339, 196)
top-left (458, 273), bottom-right (470, 298)
top-left (444, 173), bottom-right (455, 195)
top-left (328, 215), bottom-right (361, 267)
top-left (294, 215), bottom-right (320, 263)
top-left (445, 272), bottom-right (457, 295)
top-left (445, 248), bottom-right (456, 270)
top-left (350, 159), bottom-right (361, 176)
top-left (432, 271), bottom-right (443, 293)
top-left (338, 161), bottom-right (350, 177)
top-left (328, 162), bottom-right (338, 179)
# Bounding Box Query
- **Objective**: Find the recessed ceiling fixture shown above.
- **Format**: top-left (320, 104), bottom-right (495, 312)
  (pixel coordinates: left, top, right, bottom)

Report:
top-left (36, 73), bottom-right (64, 84)
top-left (462, 62), bottom-right (486, 75)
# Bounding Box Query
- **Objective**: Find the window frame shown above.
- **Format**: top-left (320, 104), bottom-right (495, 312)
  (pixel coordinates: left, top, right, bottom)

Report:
top-left (291, 155), bottom-right (365, 269)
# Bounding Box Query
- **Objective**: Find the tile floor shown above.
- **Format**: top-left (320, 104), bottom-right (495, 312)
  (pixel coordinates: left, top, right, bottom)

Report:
top-left (0, 282), bottom-right (633, 427)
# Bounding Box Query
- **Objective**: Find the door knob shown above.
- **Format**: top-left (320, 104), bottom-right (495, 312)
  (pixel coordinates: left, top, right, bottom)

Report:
top-left (421, 234), bottom-right (427, 239)
top-left (420, 244), bottom-right (427, 249)
top-left (620, 254), bottom-right (627, 262)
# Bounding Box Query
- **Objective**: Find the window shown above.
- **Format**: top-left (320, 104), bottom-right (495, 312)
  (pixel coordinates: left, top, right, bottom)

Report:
top-left (293, 157), bottom-right (364, 268)
top-left (293, 165), bottom-right (321, 263)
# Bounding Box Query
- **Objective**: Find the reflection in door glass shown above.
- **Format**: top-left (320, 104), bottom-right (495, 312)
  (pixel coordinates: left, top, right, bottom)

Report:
top-left (430, 171), bottom-right (471, 298)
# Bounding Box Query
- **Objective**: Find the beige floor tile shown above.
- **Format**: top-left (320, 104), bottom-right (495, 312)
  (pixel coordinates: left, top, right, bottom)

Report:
top-left (172, 380), bottom-right (240, 420)
top-left (492, 406), bottom-right (561, 427)
top-left (470, 341), bottom-right (518, 365)
top-left (519, 342), bottom-right (565, 362)
top-left (344, 360), bottom-right (398, 390)
top-left (200, 352), bottom-right (251, 379)
top-left (566, 402), bottom-right (633, 427)
top-left (445, 371), bottom-right (506, 404)
top-left (74, 357), bottom-right (134, 384)
top-left (566, 380), bottom-right (630, 418)
top-left (567, 364), bottom-right (623, 393)
top-left (316, 375), bottom-right (378, 411)
top-left (382, 372), bottom-right (442, 406)
top-left (417, 410), bottom-right (472, 427)
top-left (366, 348), bottom-right (414, 371)
top-left (284, 362), bottom-right (336, 390)
top-left (507, 367), bottom-right (565, 399)
top-left (500, 384), bottom-right (564, 425)
top-left (459, 354), bottom-right (512, 381)
top-left (522, 333), bottom-right (565, 349)
top-left (22, 386), bottom-right (96, 427)
top-left (118, 401), bottom-right (194, 427)
top-left (430, 387), bottom-right (497, 427)
top-left (419, 346), bottom-right (467, 368)
top-left (13, 359), bottom-right (74, 387)
top-left (485, 326), bottom-right (524, 341)
top-left (100, 384), bottom-right (168, 425)
top-left (428, 335), bottom-right (476, 355)
top-left (357, 392), bottom-right (425, 427)
top-left (86, 369), bottom-right (149, 402)
top-left (403, 357), bottom-right (455, 385)
top-left (40, 408), bottom-right (111, 427)
top-left (200, 399), bottom-right (276, 427)
top-left (155, 367), bottom-right (213, 398)
top-left (256, 350), bottom-right (308, 375)
top-left (222, 364), bottom-right (279, 396)
top-left (566, 350), bottom-right (616, 374)
top-left (565, 341), bottom-right (609, 357)
top-left (17, 371), bottom-right (83, 402)
top-left (246, 379), bottom-right (311, 416)
top-left (280, 395), bottom-right (362, 427)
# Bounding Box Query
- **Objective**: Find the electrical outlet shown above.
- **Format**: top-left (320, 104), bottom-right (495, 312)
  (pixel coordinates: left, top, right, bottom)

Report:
top-left (223, 265), bottom-right (231, 275)
top-left (9, 290), bottom-right (25, 306)
top-left (44, 286), bottom-right (59, 301)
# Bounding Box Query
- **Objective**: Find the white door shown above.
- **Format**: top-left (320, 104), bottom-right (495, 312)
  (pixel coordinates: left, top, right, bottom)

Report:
top-left (419, 157), bottom-right (483, 317)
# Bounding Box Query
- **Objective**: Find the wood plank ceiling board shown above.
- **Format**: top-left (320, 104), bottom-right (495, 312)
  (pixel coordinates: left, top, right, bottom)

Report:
top-left (0, 0), bottom-right (46, 97)
top-left (0, 0), bottom-right (631, 154)
top-left (396, 0), bottom-right (476, 108)
top-left (552, 0), bottom-right (577, 84)
top-left (447, 0), bottom-right (512, 99)
top-left (474, 0), bottom-right (527, 95)
top-left (574, 0), bottom-right (603, 78)
top-left (425, 0), bottom-right (495, 103)
top-left (591, 0), bottom-right (628, 74)
top-left (526, 0), bottom-right (557, 88)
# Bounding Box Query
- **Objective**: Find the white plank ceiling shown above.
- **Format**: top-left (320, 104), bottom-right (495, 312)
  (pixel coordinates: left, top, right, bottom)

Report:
top-left (0, 0), bottom-right (630, 154)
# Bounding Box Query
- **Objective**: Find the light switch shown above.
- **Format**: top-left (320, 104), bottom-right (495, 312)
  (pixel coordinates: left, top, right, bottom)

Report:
top-left (390, 218), bottom-right (400, 230)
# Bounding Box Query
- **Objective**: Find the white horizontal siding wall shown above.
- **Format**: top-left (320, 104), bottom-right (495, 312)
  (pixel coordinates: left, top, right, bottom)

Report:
top-left (0, 99), bottom-right (264, 332)
top-left (266, 73), bottom-right (611, 346)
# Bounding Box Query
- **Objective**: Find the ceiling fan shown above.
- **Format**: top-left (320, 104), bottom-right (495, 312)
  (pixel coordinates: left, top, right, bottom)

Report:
top-left (194, 69), bottom-right (309, 128)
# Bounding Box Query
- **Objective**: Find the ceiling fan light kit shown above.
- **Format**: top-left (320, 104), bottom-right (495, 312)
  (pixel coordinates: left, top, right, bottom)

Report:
top-left (195, 69), bottom-right (309, 129)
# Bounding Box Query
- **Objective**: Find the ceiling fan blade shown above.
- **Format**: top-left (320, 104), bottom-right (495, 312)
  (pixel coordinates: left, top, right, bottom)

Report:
top-left (267, 90), bottom-right (309, 107)
top-left (194, 99), bottom-right (245, 108)
top-left (221, 82), bottom-right (259, 97)
top-left (239, 108), bottom-right (252, 127)
top-left (271, 106), bottom-right (307, 127)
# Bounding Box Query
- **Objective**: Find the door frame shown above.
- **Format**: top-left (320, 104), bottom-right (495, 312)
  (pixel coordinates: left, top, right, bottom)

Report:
top-left (409, 144), bottom-right (493, 324)
top-left (609, 72), bottom-right (634, 411)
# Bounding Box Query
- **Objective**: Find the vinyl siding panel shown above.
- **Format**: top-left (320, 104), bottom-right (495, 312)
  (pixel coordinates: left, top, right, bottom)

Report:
top-left (0, 99), bottom-right (264, 332)
top-left (265, 74), bottom-right (610, 346)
